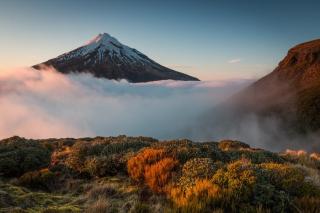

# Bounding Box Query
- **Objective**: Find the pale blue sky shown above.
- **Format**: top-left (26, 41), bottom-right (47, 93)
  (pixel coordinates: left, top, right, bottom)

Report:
top-left (1, 0), bottom-right (320, 80)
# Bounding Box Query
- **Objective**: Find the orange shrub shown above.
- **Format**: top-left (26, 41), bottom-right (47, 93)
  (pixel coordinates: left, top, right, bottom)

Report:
top-left (168, 179), bottom-right (221, 208)
top-left (127, 148), bottom-right (166, 182)
top-left (188, 179), bottom-right (220, 200)
top-left (144, 157), bottom-right (178, 193)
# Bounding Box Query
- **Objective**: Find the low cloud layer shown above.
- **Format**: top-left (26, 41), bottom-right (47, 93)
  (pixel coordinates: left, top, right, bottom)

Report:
top-left (0, 67), bottom-right (249, 141)
top-left (1, 67), bottom-right (319, 151)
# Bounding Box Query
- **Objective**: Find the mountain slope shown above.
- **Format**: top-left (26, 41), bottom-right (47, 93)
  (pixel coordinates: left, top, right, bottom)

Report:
top-left (233, 39), bottom-right (320, 133)
top-left (33, 33), bottom-right (199, 83)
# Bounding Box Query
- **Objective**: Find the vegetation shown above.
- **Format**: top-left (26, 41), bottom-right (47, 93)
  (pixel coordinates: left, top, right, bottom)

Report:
top-left (0, 136), bottom-right (319, 212)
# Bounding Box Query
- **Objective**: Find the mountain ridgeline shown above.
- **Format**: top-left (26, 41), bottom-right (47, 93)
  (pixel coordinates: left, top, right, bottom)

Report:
top-left (204, 39), bottom-right (320, 150)
top-left (33, 33), bottom-right (199, 83)
top-left (236, 39), bottom-right (320, 132)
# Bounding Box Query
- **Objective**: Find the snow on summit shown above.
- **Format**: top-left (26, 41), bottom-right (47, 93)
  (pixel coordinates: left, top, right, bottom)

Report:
top-left (33, 33), bottom-right (199, 83)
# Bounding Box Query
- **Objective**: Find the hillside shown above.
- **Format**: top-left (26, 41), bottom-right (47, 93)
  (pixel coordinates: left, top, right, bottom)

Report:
top-left (0, 136), bottom-right (319, 212)
top-left (233, 39), bottom-right (320, 133)
top-left (33, 33), bottom-right (199, 83)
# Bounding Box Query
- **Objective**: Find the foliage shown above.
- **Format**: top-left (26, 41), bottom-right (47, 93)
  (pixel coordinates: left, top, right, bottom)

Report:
top-left (144, 157), bottom-right (178, 193)
top-left (225, 149), bottom-right (284, 164)
top-left (168, 179), bottom-right (221, 212)
top-left (18, 168), bottom-right (56, 191)
top-left (218, 140), bottom-right (250, 151)
top-left (127, 148), bottom-right (167, 182)
top-left (0, 135), bottom-right (320, 213)
top-left (260, 163), bottom-right (306, 196)
top-left (84, 155), bottom-right (125, 177)
top-left (0, 136), bottom-right (51, 177)
top-left (178, 158), bottom-right (219, 189)
top-left (211, 159), bottom-right (257, 209)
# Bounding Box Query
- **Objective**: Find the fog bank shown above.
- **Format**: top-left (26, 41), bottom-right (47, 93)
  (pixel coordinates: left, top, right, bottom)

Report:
top-left (0, 67), bottom-right (249, 141)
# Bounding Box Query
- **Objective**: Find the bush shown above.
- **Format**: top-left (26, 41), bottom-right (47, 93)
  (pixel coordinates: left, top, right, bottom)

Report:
top-left (218, 140), bottom-right (250, 151)
top-left (212, 159), bottom-right (257, 208)
top-left (260, 163), bottom-right (306, 196)
top-left (64, 137), bottom-right (154, 177)
top-left (127, 148), bottom-right (166, 182)
top-left (144, 157), bottom-right (178, 193)
top-left (0, 137), bottom-right (51, 177)
top-left (127, 148), bottom-right (178, 193)
top-left (65, 141), bottom-right (90, 173)
top-left (178, 158), bottom-right (219, 189)
top-left (168, 179), bottom-right (221, 212)
top-left (85, 155), bottom-right (125, 177)
top-left (152, 140), bottom-right (224, 164)
top-left (18, 168), bottom-right (56, 191)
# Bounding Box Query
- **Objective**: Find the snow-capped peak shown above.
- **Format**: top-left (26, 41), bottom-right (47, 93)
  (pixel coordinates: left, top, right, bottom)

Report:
top-left (57, 33), bottom-right (148, 63)
top-left (33, 33), bottom-right (199, 82)
top-left (86, 33), bottom-right (120, 46)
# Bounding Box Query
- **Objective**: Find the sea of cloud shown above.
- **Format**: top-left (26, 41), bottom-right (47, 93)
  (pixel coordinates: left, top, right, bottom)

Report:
top-left (0, 67), bottom-right (250, 141)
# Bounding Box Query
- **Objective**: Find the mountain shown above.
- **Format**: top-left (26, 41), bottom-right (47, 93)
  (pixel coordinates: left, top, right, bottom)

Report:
top-left (33, 33), bottom-right (199, 83)
top-left (232, 39), bottom-right (320, 134)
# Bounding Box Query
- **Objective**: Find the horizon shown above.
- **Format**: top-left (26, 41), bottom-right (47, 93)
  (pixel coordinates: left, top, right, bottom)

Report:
top-left (1, 0), bottom-right (320, 80)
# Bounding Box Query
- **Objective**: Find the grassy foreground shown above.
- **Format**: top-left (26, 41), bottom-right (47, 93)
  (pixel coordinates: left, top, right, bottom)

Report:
top-left (0, 136), bottom-right (319, 213)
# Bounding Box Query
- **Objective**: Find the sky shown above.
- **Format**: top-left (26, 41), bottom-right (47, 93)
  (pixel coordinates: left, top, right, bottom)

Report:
top-left (0, 0), bottom-right (320, 80)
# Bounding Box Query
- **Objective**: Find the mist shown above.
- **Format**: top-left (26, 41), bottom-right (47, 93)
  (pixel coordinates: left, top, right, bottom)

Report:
top-left (0, 67), bottom-right (251, 140)
top-left (1, 67), bottom-right (319, 151)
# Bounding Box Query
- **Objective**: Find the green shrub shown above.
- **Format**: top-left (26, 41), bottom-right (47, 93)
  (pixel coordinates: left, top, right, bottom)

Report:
top-left (152, 140), bottom-right (224, 164)
top-left (132, 202), bottom-right (150, 213)
top-left (260, 163), bottom-right (306, 196)
top-left (178, 158), bottom-right (218, 189)
top-left (218, 140), bottom-right (250, 151)
top-left (212, 159), bottom-right (257, 209)
top-left (0, 136), bottom-right (51, 177)
top-left (85, 155), bottom-right (125, 177)
top-left (18, 169), bottom-right (56, 191)
top-left (226, 150), bottom-right (284, 164)
top-left (65, 141), bottom-right (90, 173)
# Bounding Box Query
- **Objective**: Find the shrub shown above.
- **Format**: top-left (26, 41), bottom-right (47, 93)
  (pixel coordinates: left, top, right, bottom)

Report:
top-left (168, 179), bottom-right (221, 212)
top-left (18, 168), bottom-right (56, 191)
top-left (152, 140), bottom-right (224, 164)
top-left (226, 149), bottom-right (283, 164)
top-left (101, 141), bottom-right (151, 156)
top-left (127, 148), bottom-right (166, 182)
top-left (65, 141), bottom-right (90, 173)
top-left (85, 155), bottom-right (125, 177)
top-left (0, 137), bottom-right (51, 177)
top-left (211, 159), bottom-right (257, 210)
top-left (218, 140), bottom-right (250, 151)
top-left (144, 157), bottom-right (178, 193)
top-left (178, 158), bottom-right (219, 189)
top-left (260, 163), bottom-right (305, 196)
